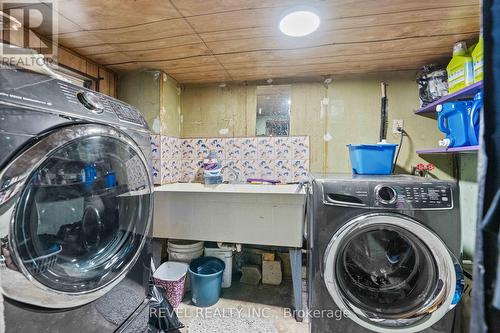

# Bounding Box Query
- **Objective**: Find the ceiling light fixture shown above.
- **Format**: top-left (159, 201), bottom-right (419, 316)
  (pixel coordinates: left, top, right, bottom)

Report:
top-left (279, 10), bottom-right (320, 37)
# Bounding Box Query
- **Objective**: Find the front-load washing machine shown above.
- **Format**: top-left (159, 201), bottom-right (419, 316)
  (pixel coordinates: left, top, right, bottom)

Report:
top-left (0, 67), bottom-right (154, 332)
top-left (308, 174), bottom-right (464, 333)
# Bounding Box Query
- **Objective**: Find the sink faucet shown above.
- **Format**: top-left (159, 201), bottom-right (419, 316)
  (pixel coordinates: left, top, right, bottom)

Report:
top-left (221, 165), bottom-right (244, 184)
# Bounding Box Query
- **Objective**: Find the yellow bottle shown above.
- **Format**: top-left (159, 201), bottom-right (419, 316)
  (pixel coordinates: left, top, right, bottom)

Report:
top-left (472, 35), bottom-right (484, 82)
top-left (447, 41), bottom-right (474, 93)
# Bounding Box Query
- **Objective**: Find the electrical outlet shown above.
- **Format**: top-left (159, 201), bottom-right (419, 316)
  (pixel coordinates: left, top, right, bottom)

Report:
top-left (393, 119), bottom-right (404, 134)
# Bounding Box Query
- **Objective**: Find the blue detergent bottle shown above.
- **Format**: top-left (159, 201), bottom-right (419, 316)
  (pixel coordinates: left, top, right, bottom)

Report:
top-left (468, 90), bottom-right (482, 146)
top-left (437, 100), bottom-right (472, 148)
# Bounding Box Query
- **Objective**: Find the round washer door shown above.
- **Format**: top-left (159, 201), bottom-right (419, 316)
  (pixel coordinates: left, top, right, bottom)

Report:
top-left (0, 124), bottom-right (153, 308)
top-left (323, 213), bottom-right (463, 333)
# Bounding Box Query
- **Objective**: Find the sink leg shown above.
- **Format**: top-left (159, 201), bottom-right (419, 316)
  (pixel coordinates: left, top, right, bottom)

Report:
top-left (289, 248), bottom-right (303, 322)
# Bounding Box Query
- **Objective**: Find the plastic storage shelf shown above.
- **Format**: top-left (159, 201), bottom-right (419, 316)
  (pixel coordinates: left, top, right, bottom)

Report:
top-left (415, 81), bottom-right (483, 115)
top-left (416, 145), bottom-right (480, 155)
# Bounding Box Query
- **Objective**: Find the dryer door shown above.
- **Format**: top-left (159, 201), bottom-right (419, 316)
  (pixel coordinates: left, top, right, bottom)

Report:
top-left (0, 124), bottom-right (153, 308)
top-left (323, 213), bottom-right (463, 333)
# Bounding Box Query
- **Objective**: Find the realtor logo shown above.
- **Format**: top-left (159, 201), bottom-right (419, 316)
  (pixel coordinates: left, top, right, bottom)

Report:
top-left (0, 0), bottom-right (58, 57)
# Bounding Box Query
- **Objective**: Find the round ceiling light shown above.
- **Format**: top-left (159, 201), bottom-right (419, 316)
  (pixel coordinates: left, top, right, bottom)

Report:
top-left (279, 10), bottom-right (320, 37)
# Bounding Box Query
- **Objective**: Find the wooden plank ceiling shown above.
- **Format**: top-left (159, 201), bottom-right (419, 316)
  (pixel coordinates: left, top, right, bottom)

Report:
top-left (36, 0), bottom-right (480, 84)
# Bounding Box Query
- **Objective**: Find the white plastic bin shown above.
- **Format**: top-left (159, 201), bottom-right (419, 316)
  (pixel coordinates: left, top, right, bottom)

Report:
top-left (167, 240), bottom-right (204, 263)
top-left (204, 247), bottom-right (233, 288)
top-left (167, 240), bottom-right (204, 291)
top-left (152, 262), bottom-right (188, 308)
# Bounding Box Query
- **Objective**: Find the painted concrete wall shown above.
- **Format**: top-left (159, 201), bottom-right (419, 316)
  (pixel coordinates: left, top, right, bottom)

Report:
top-left (181, 71), bottom-right (454, 179)
top-left (459, 154), bottom-right (478, 258)
top-left (324, 72), bottom-right (453, 177)
top-left (119, 71), bottom-right (160, 133)
top-left (119, 71), bottom-right (181, 137)
top-left (182, 85), bottom-right (256, 138)
top-left (160, 73), bottom-right (182, 137)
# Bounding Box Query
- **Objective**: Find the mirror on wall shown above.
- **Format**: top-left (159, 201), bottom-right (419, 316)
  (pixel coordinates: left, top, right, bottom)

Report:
top-left (255, 85), bottom-right (291, 136)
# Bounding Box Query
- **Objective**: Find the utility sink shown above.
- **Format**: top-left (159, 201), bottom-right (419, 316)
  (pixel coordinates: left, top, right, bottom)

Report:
top-left (155, 182), bottom-right (303, 194)
top-left (153, 182), bottom-right (306, 247)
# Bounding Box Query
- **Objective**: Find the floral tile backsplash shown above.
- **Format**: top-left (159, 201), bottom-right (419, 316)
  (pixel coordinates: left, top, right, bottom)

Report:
top-left (150, 135), bottom-right (310, 185)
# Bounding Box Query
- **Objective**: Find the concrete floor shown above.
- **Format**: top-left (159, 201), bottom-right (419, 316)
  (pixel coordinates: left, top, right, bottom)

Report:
top-left (175, 277), bottom-right (309, 333)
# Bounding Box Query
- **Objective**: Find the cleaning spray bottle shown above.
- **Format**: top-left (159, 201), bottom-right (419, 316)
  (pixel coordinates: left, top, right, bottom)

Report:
top-left (447, 41), bottom-right (474, 93)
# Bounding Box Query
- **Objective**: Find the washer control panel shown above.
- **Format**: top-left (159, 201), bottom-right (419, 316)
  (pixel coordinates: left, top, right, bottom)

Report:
top-left (373, 184), bottom-right (453, 209)
top-left (109, 101), bottom-right (144, 124)
top-left (0, 68), bottom-right (148, 130)
top-left (321, 179), bottom-right (453, 210)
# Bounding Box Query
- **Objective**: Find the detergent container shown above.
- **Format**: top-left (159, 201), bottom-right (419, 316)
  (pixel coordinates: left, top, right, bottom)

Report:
top-left (472, 35), bottom-right (484, 82)
top-left (203, 150), bottom-right (222, 185)
top-left (468, 91), bottom-right (482, 145)
top-left (447, 41), bottom-right (474, 93)
top-left (437, 101), bottom-right (472, 147)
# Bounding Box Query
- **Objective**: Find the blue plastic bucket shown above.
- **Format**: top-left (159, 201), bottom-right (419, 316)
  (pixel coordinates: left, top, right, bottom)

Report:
top-left (347, 144), bottom-right (398, 175)
top-left (189, 256), bottom-right (225, 307)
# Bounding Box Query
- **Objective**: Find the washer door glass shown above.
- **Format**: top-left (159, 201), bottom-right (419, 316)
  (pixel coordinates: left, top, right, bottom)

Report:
top-left (323, 214), bottom-right (460, 332)
top-left (13, 135), bottom-right (151, 293)
top-left (337, 225), bottom-right (438, 318)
